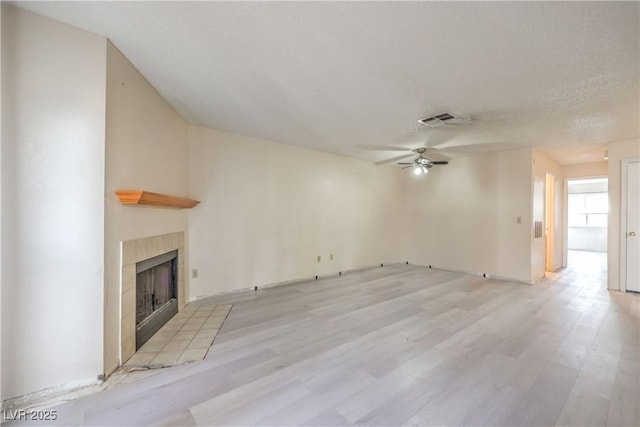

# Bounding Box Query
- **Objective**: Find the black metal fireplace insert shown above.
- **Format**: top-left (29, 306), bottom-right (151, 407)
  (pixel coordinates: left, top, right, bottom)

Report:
top-left (136, 250), bottom-right (178, 349)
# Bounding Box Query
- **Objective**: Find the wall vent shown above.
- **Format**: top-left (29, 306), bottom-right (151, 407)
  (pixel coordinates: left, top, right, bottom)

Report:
top-left (534, 221), bottom-right (543, 239)
top-left (418, 112), bottom-right (469, 128)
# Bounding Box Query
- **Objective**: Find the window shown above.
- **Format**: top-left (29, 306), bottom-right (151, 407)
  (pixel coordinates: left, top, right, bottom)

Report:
top-left (568, 192), bottom-right (608, 227)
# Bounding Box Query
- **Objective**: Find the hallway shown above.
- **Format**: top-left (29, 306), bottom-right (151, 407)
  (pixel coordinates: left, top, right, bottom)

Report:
top-left (565, 249), bottom-right (608, 289)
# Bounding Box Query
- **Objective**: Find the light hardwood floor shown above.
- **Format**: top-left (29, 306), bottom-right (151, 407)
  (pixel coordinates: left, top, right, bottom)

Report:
top-left (7, 255), bottom-right (639, 426)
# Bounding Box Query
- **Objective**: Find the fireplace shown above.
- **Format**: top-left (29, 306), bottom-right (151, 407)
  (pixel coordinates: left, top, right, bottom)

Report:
top-left (120, 232), bottom-right (186, 365)
top-left (135, 250), bottom-right (178, 349)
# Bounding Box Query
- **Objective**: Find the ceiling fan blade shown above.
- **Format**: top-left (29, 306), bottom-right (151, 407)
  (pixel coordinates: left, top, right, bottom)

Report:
top-left (375, 153), bottom-right (414, 165)
top-left (431, 161), bottom-right (449, 165)
top-left (428, 153), bottom-right (451, 162)
top-left (397, 162), bottom-right (414, 165)
top-left (437, 142), bottom-right (524, 153)
top-left (422, 130), bottom-right (456, 148)
top-left (401, 165), bottom-right (415, 169)
top-left (358, 144), bottom-right (413, 152)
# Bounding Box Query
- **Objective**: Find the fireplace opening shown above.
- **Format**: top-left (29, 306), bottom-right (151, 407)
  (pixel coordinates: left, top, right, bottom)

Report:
top-left (136, 250), bottom-right (178, 349)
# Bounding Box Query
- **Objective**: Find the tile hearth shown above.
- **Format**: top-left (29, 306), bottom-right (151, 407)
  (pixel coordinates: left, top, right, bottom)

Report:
top-left (125, 304), bottom-right (232, 367)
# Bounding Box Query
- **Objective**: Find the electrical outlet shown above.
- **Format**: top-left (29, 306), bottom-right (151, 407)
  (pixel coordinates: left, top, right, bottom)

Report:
top-left (330, 253), bottom-right (334, 260)
top-left (516, 216), bottom-right (522, 224)
top-left (192, 269), bottom-right (198, 278)
top-left (317, 255), bottom-right (321, 262)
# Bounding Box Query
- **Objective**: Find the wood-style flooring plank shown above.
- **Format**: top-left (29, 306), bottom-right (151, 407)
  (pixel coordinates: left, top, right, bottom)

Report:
top-left (12, 254), bottom-right (638, 427)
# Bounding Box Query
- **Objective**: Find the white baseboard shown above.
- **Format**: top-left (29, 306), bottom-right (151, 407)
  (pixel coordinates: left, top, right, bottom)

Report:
top-left (188, 261), bottom-right (407, 301)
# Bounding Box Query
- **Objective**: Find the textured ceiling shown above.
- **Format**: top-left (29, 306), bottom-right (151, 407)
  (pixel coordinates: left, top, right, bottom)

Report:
top-left (13, 1), bottom-right (639, 165)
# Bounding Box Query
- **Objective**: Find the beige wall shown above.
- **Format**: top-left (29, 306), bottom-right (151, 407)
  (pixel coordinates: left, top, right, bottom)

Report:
top-left (104, 42), bottom-right (189, 375)
top-left (607, 139), bottom-right (640, 290)
top-left (187, 125), bottom-right (407, 297)
top-left (563, 161), bottom-right (608, 179)
top-left (1, 5), bottom-right (106, 400)
top-left (404, 149), bottom-right (533, 282)
top-left (532, 149), bottom-right (565, 278)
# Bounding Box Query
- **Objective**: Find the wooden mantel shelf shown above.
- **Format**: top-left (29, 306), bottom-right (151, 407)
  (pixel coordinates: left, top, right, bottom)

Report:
top-left (115, 190), bottom-right (200, 209)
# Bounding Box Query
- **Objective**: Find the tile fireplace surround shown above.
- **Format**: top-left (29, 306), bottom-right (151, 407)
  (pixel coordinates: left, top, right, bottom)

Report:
top-left (121, 232), bottom-right (186, 364)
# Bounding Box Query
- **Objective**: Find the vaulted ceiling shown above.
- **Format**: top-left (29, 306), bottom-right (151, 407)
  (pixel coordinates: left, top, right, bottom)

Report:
top-left (14, 1), bottom-right (639, 165)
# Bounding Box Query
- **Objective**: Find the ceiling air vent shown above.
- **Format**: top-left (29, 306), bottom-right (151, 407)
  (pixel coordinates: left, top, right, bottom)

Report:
top-left (418, 112), bottom-right (469, 128)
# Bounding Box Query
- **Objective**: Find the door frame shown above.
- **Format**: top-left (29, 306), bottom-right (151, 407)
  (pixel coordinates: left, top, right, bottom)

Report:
top-left (545, 173), bottom-right (555, 272)
top-left (620, 158), bottom-right (639, 292)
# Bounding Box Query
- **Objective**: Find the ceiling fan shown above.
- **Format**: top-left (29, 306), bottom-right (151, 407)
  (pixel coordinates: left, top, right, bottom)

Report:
top-left (397, 147), bottom-right (449, 175)
top-left (358, 145), bottom-right (450, 172)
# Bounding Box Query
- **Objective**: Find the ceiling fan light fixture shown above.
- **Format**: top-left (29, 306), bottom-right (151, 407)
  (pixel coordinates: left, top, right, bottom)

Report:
top-left (413, 165), bottom-right (430, 175)
top-left (397, 148), bottom-right (448, 174)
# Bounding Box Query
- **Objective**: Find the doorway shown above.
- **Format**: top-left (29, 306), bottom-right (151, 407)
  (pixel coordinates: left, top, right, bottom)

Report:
top-left (567, 178), bottom-right (608, 281)
top-left (545, 174), bottom-right (555, 272)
